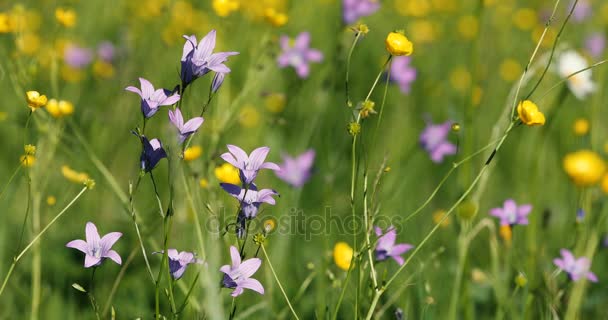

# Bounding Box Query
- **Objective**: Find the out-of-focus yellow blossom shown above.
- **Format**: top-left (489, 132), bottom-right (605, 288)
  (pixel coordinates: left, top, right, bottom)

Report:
top-left (0, 112), bottom-right (7, 121)
top-left (572, 118), bottom-right (590, 136)
top-left (431, 0), bottom-right (457, 12)
top-left (15, 33), bottom-right (40, 55)
top-left (61, 65), bottom-right (84, 83)
top-left (483, 0), bottom-right (497, 6)
top-left (264, 92), bottom-right (286, 113)
top-left (432, 209), bottom-right (450, 227)
top-left (395, 0), bottom-right (431, 17)
top-left (92, 60), bottom-right (115, 79)
top-left (449, 66), bottom-right (471, 92)
top-left (347, 122), bottom-right (361, 136)
top-left (457, 200), bottom-right (478, 221)
top-left (472, 86), bottom-right (482, 106)
top-left (499, 225), bottom-right (512, 244)
top-left (46, 99), bottom-right (74, 118)
top-left (512, 8), bottom-right (537, 31)
top-left (354, 23), bottom-right (369, 35)
top-left (499, 59), bottom-right (522, 82)
top-left (184, 146), bottom-right (203, 161)
top-left (601, 3), bottom-right (608, 23)
top-left (359, 100), bottom-right (376, 118)
top-left (239, 104), bottom-right (260, 128)
top-left (515, 273), bottom-right (527, 287)
top-left (264, 8), bottom-right (288, 27)
top-left (0, 13), bottom-right (15, 33)
top-left (457, 15), bottom-right (478, 40)
top-left (133, 0), bottom-right (169, 19)
top-left (199, 178), bottom-right (209, 189)
top-left (24, 144), bottom-right (36, 156)
top-left (214, 163), bottom-right (241, 184)
top-left (10, 5), bottom-right (41, 32)
top-left (26, 91), bottom-right (47, 111)
top-left (531, 25), bottom-right (556, 48)
top-left (213, 0), bottom-right (240, 17)
top-left (62, 165), bottom-right (90, 184)
top-left (241, 0), bottom-right (286, 20)
top-left (517, 100), bottom-right (545, 126)
top-left (385, 31), bottom-right (413, 56)
top-left (46, 196), bottom-right (56, 206)
top-left (162, 1), bottom-right (208, 45)
top-left (408, 20), bottom-right (438, 44)
top-left (602, 174), bottom-right (608, 194)
top-left (20, 155), bottom-right (35, 167)
top-left (471, 268), bottom-right (488, 283)
top-left (333, 242), bottom-right (353, 271)
top-left (563, 150), bottom-right (606, 187)
top-left (55, 8), bottom-right (76, 27)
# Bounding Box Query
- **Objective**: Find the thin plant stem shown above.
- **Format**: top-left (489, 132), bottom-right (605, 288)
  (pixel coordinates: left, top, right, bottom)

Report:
top-left (0, 164), bottom-right (21, 201)
top-left (102, 245), bottom-right (139, 317)
top-left (129, 175), bottom-right (155, 282)
top-left (176, 272), bottom-right (200, 315)
top-left (345, 32), bottom-right (362, 107)
top-left (260, 244), bottom-right (300, 320)
top-left (88, 267), bottom-right (101, 320)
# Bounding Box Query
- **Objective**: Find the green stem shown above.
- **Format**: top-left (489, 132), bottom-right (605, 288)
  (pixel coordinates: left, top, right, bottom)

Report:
top-left (260, 244), bottom-right (300, 320)
top-left (176, 272), bottom-right (200, 315)
top-left (0, 164), bottom-right (21, 201)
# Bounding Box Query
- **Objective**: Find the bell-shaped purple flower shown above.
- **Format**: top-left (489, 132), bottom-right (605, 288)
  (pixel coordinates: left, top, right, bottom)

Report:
top-left (374, 226), bottom-right (413, 265)
top-left (419, 120), bottom-right (457, 163)
top-left (220, 183), bottom-right (279, 218)
top-left (139, 136), bottom-right (167, 172)
top-left (211, 72), bottom-right (225, 93)
top-left (66, 222), bottom-right (122, 268)
top-left (168, 108), bottom-right (204, 144)
top-left (220, 246), bottom-right (264, 297)
top-left (277, 32), bottom-right (324, 79)
top-left (489, 199), bottom-right (532, 226)
top-left (553, 249), bottom-right (598, 282)
top-left (181, 30), bottom-right (239, 87)
top-left (220, 145), bottom-right (280, 185)
top-left (275, 149), bottom-right (315, 188)
top-left (125, 78), bottom-right (181, 118)
top-left (343, 0), bottom-right (380, 24)
top-left (154, 249), bottom-right (202, 280)
top-left (390, 56), bottom-right (417, 94)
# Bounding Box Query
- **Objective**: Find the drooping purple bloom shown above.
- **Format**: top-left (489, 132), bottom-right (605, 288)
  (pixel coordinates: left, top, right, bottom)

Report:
top-left (220, 246), bottom-right (264, 297)
top-left (585, 32), bottom-right (605, 59)
top-left (275, 150), bottom-right (315, 188)
top-left (374, 226), bottom-right (413, 265)
top-left (277, 32), bottom-right (324, 79)
top-left (64, 45), bottom-right (93, 68)
top-left (180, 30), bottom-right (239, 87)
top-left (342, 0), bottom-right (380, 24)
top-left (125, 78), bottom-right (181, 118)
top-left (154, 249), bottom-right (202, 280)
top-left (390, 56), bottom-right (417, 94)
top-left (419, 120), bottom-right (457, 163)
top-left (168, 108), bottom-right (204, 143)
top-left (211, 72), bottom-right (225, 93)
top-left (66, 222), bottom-right (122, 268)
top-left (220, 183), bottom-right (279, 218)
top-left (569, 0), bottom-right (591, 22)
top-left (553, 249), bottom-right (598, 282)
top-left (489, 199), bottom-right (532, 226)
top-left (139, 136), bottom-right (167, 172)
top-left (97, 41), bottom-right (115, 62)
top-left (220, 145), bottom-right (280, 185)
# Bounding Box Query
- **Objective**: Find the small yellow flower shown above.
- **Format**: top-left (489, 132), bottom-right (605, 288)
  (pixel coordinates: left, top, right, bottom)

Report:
top-left (46, 195), bottom-right (56, 206)
top-left (563, 150), bottom-right (606, 187)
top-left (449, 66), bottom-right (471, 92)
top-left (55, 8), bottom-right (76, 27)
top-left (61, 165), bottom-right (90, 184)
top-left (499, 224), bottom-right (512, 244)
top-left (333, 242), bottom-right (354, 271)
top-left (20, 155), bottom-right (35, 167)
top-left (471, 268), bottom-right (488, 283)
top-left (432, 209), bottom-right (450, 227)
top-left (354, 23), bottom-right (369, 35)
top-left (515, 273), bottom-right (527, 287)
top-left (512, 8), bottom-right (537, 31)
top-left (264, 92), bottom-right (286, 113)
top-left (238, 104), bottom-right (260, 128)
top-left (0, 13), bottom-right (15, 33)
top-left (93, 60), bottom-right (115, 79)
top-left (572, 118), bottom-right (589, 136)
top-left (499, 59), bottom-right (522, 82)
top-left (395, 0), bottom-right (431, 17)
top-left (264, 8), bottom-right (288, 27)
top-left (199, 178), bottom-right (209, 189)
top-left (359, 100), bottom-right (376, 119)
top-left (184, 145), bottom-right (203, 162)
top-left (46, 99), bottom-right (74, 118)
top-left (457, 15), bottom-right (478, 40)
top-left (26, 91), bottom-right (47, 111)
top-left (24, 144), bottom-right (36, 156)
top-left (385, 31), bottom-right (413, 56)
top-left (15, 32), bottom-right (40, 55)
top-left (517, 100), bottom-right (545, 126)
top-left (347, 122), bottom-right (361, 136)
top-left (214, 163), bottom-right (241, 185)
top-left (212, 0), bottom-right (240, 17)
top-left (263, 218), bottom-right (276, 233)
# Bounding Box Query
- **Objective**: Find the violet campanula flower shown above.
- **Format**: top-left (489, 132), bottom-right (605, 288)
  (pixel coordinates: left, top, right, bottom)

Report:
top-left (66, 222), bottom-right (122, 268)
top-left (553, 249), bottom-right (598, 282)
top-left (64, 45), bottom-right (93, 68)
top-left (220, 183), bottom-right (279, 218)
top-left (569, 0), bottom-right (591, 23)
top-left (343, 0), bottom-right (380, 24)
top-left (585, 33), bottom-right (605, 59)
top-left (97, 41), bottom-right (115, 62)
top-left (168, 108), bottom-right (204, 143)
top-left (220, 246), bottom-right (264, 297)
top-left (125, 78), bottom-right (180, 118)
top-left (275, 149), bottom-right (315, 188)
top-left (390, 56), bottom-right (417, 94)
top-left (138, 136), bottom-right (167, 172)
top-left (419, 120), bottom-right (457, 163)
top-left (220, 145), bottom-right (280, 185)
top-left (374, 226), bottom-right (413, 265)
top-left (489, 199), bottom-right (532, 226)
top-left (211, 72), bottom-right (225, 93)
top-left (181, 30), bottom-right (239, 87)
top-left (277, 32), bottom-right (324, 79)
top-left (154, 249), bottom-right (202, 280)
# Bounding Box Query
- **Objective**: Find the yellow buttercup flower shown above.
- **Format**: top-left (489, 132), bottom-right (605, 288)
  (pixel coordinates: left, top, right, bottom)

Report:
top-left (212, 0), bottom-right (240, 17)
top-left (264, 8), bottom-right (288, 27)
top-left (512, 8), bottom-right (537, 31)
top-left (184, 145), bottom-right (203, 161)
top-left (333, 242), bottom-right (354, 271)
top-left (46, 99), bottom-right (74, 118)
top-left (264, 92), bottom-right (286, 113)
top-left (563, 150), bottom-right (606, 187)
top-left (499, 59), bottom-right (522, 82)
top-left (20, 155), bottom-right (35, 167)
top-left (385, 31), bottom-right (413, 56)
top-left (517, 100), bottom-right (545, 126)
top-left (457, 15), bottom-right (478, 39)
top-left (26, 91), bottom-right (47, 111)
top-left (572, 118), bottom-right (589, 136)
top-left (93, 60), bottom-right (115, 79)
top-left (24, 144), bottom-right (36, 156)
top-left (15, 32), bottom-right (40, 55)
top-left (214, 163), bottom-right (241, 185)
top-left (55, 8), bottom-right (76, 27)
top-left (61, 165), bottom-right (90, 184)
top-left (359, 100), bottom-right (376, 118)
top-left (0, 13), bottom-right (15, 33)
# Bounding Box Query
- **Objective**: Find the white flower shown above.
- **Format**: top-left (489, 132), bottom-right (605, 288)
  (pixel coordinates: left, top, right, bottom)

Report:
top-left (557, 50), bottom-right (596, 100)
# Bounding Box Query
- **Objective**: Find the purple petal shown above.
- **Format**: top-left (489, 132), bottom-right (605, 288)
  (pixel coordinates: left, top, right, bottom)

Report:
top-left (100, 232), bottom-right (122, 253)
top-left (517, 204), bottom-right (532, 216)
top-left (84, 255), bottom-right (101, 268)
top-left (296, 63), bottom-right (310, 78)
top-left (167, 249), bottom-right (179, 260)
top-left (257, 189), bottom-right (279, 205)
top-left (248, 147), bottom-right (271, 169)
top-left (220, 153), bottom-right (239, 168)
top-left (238, 258), bottom-right (262, 278)
top-left (220, 183), bottom-right (242, 198)
top-left (229, 246), bottom-right (241, 268)
top-left (587, 272), bottom-right (598, 282)
top-left (85, 222), bottom-right (100, 244)
top-left (430, 142), bottom-right (456, 163)
top-left (238, 278), bottom-right (264, 295)
top-left (181, 35), bottom-right (197, 61)
top-left (66, 239), bottom-right (89, 253)
top-left (104, 250), bottom-right (122, 265)
top-left (226, 145), bottom-right (248, 166)
top-left (169, 109), bottom-right (183, 130)
top-left (220, 264), bottom-right (231, 274)
top-left (231, 286), bottom-right (244, 297)
top-left (194, 30), bottom-right (216, 61)
top-left (260, 162), bottom-right (281, 171)
top-left (305, 49), bottom-right (323, 62)
top-left (182, 117), bottom-right (204, 133)
top-left (139, 78), bottom-right (154, 98)
top-left (554, 258), bottom-right (566, 270)
top-left (489, 208), bottom-right (504, 219)
top-left (391, 255), bottom-right (405, 266)
top-left (161, 93), bottom-right (181, 106)
top-left (125, 86), bottom-right (142, 97)
top-left (391, 244), bottom-right (414, 256)
top-left (561, 249), bottom-right (575, 266)
top-left (374, 226), bottom-right (383, 237)
top-left (294, 32), bottom-right (311, 50)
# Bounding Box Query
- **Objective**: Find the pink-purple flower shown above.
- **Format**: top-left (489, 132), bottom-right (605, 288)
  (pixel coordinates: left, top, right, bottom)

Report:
top-left (168, 108), bottom-right (204, 143)
top-left (181, 30), bottom-right (239, 87)
top-left (97, 41), bottom-right (115, 62)
top-left (66, 222), bottom-right (122, 268)
top-left (585, 32), bottom-right (605, 59)
top-left (374, 226), bottom-right (413, 265)
top-left (419, 120), bottom-right (457, 163)
top-left (275, 149), bottom-right (315, 188)
top-left (126, 78), bottom-right (181, 118)
top-left (489, 199), bottom-right (532, 226)
top-left (390, 56), bottom-right (417, 94)
top-left (569, 0), bottom-right (591, 22)
top-left (343, 0), bottom-right (380, 24)
top-left (221, 246), bottom-right (264, 297)
top-left (154, 249), bottom-right (202, 280)
top-left (64, 45), bottom-right (93, 68)
top-left (553, 249), bottom-right (598, 282)
top-left (220, 183), bottom-right (279, 218)
top-left (277, 32), bottom-right (324, 79)
top-left (220, 145), bottom-right (280, 185)
top-left (138, 136), bottom-right (167, 172)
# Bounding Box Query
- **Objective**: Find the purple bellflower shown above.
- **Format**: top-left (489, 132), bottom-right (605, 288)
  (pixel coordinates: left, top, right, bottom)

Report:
top-left (181, 30), bottom-right (239, 87)
top-left (211, 72), bottom-right (225, 93)
top-left (138, 136), bottom-right (167, 172)
top-left (168, 108), bottom-right (204, 143)
top-left (64, 45), bottom-right (93, 68)
top-left (220, 183), bottom-right (279, 218)
top-left (390, 56), bottom-right (417, 94)
top-left (585, 33), bottom-right (605, 59)
top-left (275, 149), bottom-right (315, 188)
top-left (126, 78), bottom-right (180, 118)
top-left (221, 246), bottom-right (264, 297)
top-left (419, 120), bottom-right (457, 163)
top-left (553, 249), bottom-right (598, 282)
top-left (66, 222), bottom-right (122, 268)
top-left (569, 0), bottom-right (591, 23)
top-left (374, 226), bottom-right (413, 265)
top-left (154, 249), bottom-right (202, 280)
top-left (220, 145), bottom-right (280, 185)
top-left (489, 199), bottom-right (532, 226)
top-left (342, 0), bottom-right (380, 24)
top-left (277, 32), bottom-right (324, 79)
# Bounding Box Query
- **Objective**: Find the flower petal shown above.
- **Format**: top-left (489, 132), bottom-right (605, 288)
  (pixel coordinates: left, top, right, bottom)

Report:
top-left (248, 147), bottom-right (270, 169)
top-left (238, 278), bottom-right (264, 295)
top-left (85, 222), bottom-right (100, 244)
top-left (66, 239), bottom-right (89, 254)
top-left (139, 78), bottom-right (154, 99)
top-left (238, 258), bottom-right (262, 278)
top-left (100, 232), bottom-right (122, 253)
top-left (84, 255), bottom-right (101, 268)
top-left (182, 117), bottom-right (204, 133)
top-left (229, 245), bottom-right (241, 268)
top-left (104, 250), bottom-right (122, 265)
top-left (226, 145), bottom-right (249, 166)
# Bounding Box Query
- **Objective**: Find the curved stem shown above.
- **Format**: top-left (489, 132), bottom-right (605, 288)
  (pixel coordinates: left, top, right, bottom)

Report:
top-left (260, 244), bottom-right (300, 320)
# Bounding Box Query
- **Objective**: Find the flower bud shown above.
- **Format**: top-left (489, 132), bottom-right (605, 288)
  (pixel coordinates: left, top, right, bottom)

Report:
top-left (515, 273), bottom-right (527, 287)
top-left (211, 72), bottom-right (225, 93)
top-left (457, 200), bottom-right (478, 221)
top-left (517, 100), bottom-right (545, 126)
top-left (347, 122), bottom-right (361, 136)
top-left (385, 31), bottom-right (413, 56)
